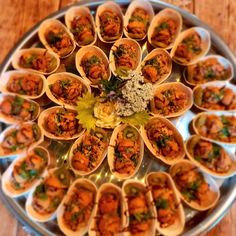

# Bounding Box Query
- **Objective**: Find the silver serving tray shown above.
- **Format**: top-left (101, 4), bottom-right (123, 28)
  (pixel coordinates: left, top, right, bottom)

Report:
top-left (0, 1), bottom-right (235, 235)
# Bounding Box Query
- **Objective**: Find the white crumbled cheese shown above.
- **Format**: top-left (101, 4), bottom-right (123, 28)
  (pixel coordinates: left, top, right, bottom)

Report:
top-left (116, 71), bottom-right (153, 116)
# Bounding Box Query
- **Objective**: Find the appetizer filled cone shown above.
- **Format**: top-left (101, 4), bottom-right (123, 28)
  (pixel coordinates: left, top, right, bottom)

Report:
top-left (169, 160), bottom-right (220, 211)
top-left (0, 122), bottom-right (43, 158)
top-left (76, 45), bottom-right (111, 87)
top-left (124, 0), bottom-right (154, 41)
top-left (95, 1), bottom-right (123, 43)
top-left (12, 48), bottom-right (60, 75)
top-left (46, 72), bottom-right (91, 109)
top-left (38, 19), bottom-right (76, 58)
top-left (0, 94), bottom-right (40, 124)
top-left (148, 8), bottom-right (182, 49)
top-left (185, 135), bottom-right (236, 178)
top-left (25, 167), bottom-right (72, 222)
top-left (140, 116), bottom-right (185, 165)
top-left (146, 172), bottom-right (185, 236)
top-left (57, 178), bottom-right (97, 236)
top-left (150, 82), bottom-right (193, 118)
top-left (110, 38), bottom-right (142, 79)
top-left (69, 128), bottom-right (110, 176)
top-left (193, 81), bottom-right (236, 112)
top-left (122, 179), bottom-right (156, 236)
top-left (65, 6), bottom-right (97, 47)
top-left (184, 55), bottom-right (234, 86)
top-left (89, 183), bottom-right (126, 236)
top-left (1, 146), bottom-right (49, 197)
top-left (0, 70), bottom-right (46, 99)
top-left (139, 48), bottom-right (172, 87)
top-left (170, 27), bottom-right (210, 65)
top-left (38, 106), bottom-right (84, 140)
top-left (108, 124), bottom-right (144, 180)
top-left (193, 111), bottom-right (236, 145)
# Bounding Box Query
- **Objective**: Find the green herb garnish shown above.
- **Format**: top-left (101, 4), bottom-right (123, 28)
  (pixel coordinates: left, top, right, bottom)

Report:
top-left (155, 198), bottom-right (168, 209)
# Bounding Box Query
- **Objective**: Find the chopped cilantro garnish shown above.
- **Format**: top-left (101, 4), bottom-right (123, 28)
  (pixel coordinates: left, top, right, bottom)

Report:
top-left (155, 198), bottom-right (168, 209)
top-left (131, 212), bottom-right (151, 222)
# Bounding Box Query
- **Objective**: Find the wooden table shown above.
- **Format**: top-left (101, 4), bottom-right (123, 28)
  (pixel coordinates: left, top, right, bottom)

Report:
top-left (0, 0), bottom-right (235, 235)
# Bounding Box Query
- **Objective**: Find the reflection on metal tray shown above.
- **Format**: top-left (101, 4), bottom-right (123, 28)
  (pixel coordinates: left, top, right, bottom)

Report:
top-left (0, 1), bottom-right (236, 236)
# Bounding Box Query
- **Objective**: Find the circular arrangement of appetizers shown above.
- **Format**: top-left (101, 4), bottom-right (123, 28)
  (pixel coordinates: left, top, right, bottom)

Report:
top-left (0, 1), bottom-right (235, 235)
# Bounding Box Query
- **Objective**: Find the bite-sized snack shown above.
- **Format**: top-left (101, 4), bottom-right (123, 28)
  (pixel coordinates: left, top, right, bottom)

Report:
top-left (26, 167), bottom-right (72, 222)
top-left (193, 82), bottom-right (236, 111)
top-left (140, 48), bottom-right (172, 86)
top-left (185, 135), bottom-right (236, 178)
top-left (193, 112), bottom-right (236, 144)
top-left (186, 56), bottom-right (234, 86)
top-left (141, 117), bottom-right (185, 165)
top-left (12, 48), bottom-right (60, 75)
top-left (69, 128), bottom-right (110, 175)
top-left (76, 46), bottom-right (111, 86)
top-left (46, 72), bottom-right (90, 109)
top-left (65, 6), bottom-right (97, 47)
top-left (2, 147), bottom-right (49, 197)
top-left (122, 180), bottom-right (155, 236)
top-left (0, 122), bottom-right (43, 157)
top-left (0, 94), bottom-right (40, 124)
top-left (38, 19), bottom-right (75, 58)
top-left (170, 160), bottom-right (220, 211)
top-left (0, 70), bottom-right (46, 99)
top-left (146, 172), bottom-right (185, 236)
top-left (110, 38), bottom-right (141, 78)
top-left (89, 183), bottom-right (125, 236)
top-left (170, 27), bottom-right (210, 65)
top-left (148, 8), bottom-right (182, 49)
top-left (108, 124), bottom-right (144, 179)
top-left (38, 106), bottom-right (84, 140)
top-left (150, 82), bottom-right (193, 118)
top-left (57, 179), bottom-right (97, 235)
top-left (124, 0), bottom-right (154, 40)
top-left (96, 1), bottom-right (123, 43)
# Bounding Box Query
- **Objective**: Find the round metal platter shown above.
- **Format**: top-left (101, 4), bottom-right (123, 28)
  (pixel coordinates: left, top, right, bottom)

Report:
top-left (0, 0), bottom-right (236, 235)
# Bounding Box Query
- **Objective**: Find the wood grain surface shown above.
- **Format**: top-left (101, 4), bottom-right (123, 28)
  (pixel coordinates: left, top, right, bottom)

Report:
top-left (0, 0), bottom-right (235, 235)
